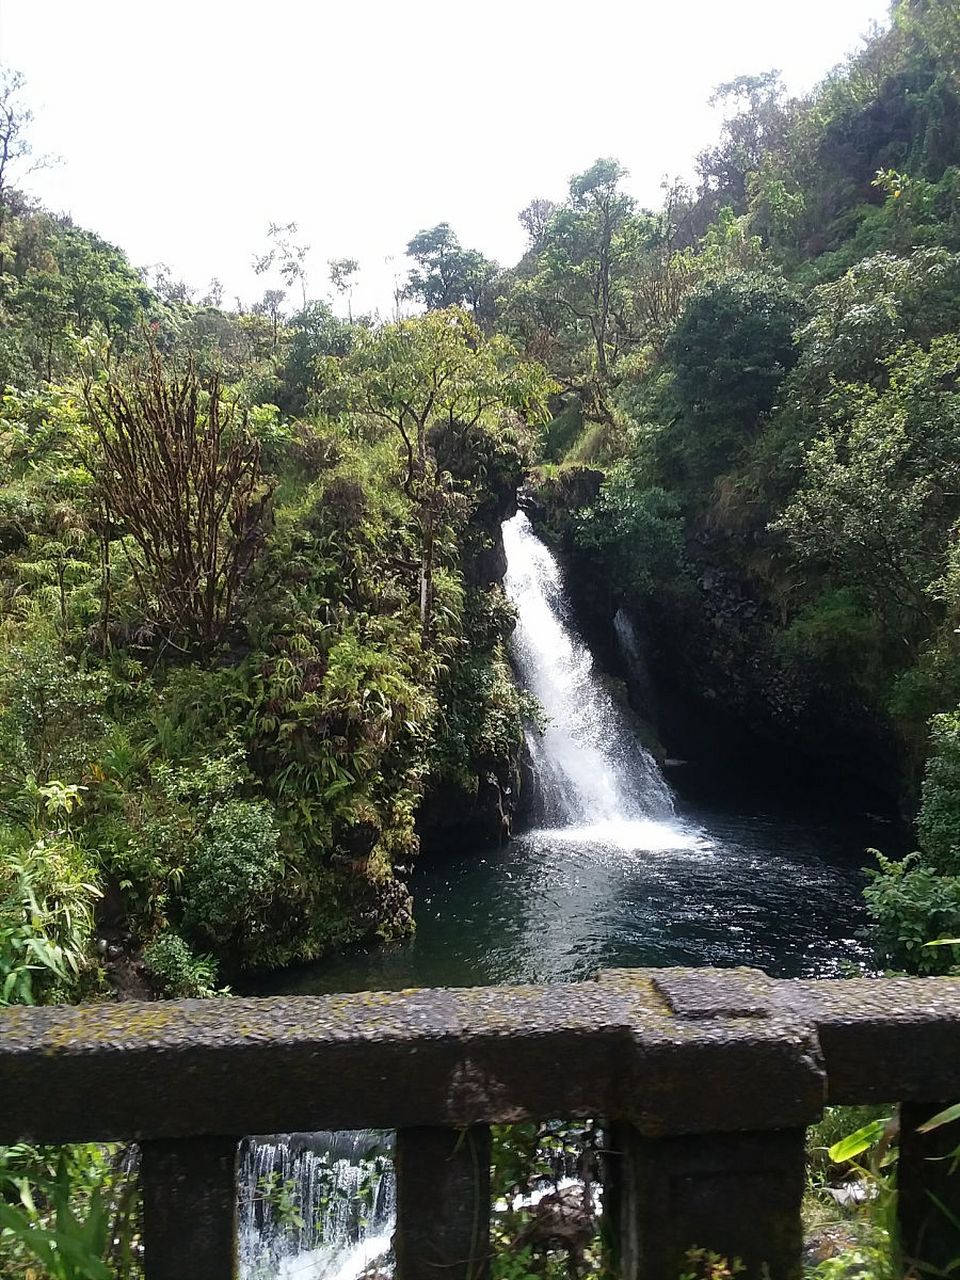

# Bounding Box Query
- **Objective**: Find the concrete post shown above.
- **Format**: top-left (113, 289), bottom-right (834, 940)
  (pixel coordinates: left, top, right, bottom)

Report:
top-left (141, 1136), bottom-right (238, 1280)
top-left (899, 1101), bottom-right (960, 1273)
top-left (605, 1123), bottom-right (807, 1280)
top-left (394, 1125), bottom-right (492, 1280)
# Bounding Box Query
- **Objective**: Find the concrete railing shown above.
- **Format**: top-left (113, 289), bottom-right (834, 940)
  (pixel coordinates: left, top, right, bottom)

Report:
top-left (2, 967), bottom-right (960, 1279)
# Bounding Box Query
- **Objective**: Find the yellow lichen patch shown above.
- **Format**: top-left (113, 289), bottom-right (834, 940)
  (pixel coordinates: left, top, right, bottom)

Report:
top-left (42, 1003), bottom-right (180, 1050)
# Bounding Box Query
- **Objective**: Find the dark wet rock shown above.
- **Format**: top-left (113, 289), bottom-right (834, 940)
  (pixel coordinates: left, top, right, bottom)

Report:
top-left (418, 769), bottom-right (517, 856)
top-left (511, 1184), bottom-right (597, 1271)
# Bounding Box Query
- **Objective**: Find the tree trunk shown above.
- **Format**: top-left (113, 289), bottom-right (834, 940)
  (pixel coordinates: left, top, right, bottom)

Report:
top-left (419, 500), bottom-right (435, 637)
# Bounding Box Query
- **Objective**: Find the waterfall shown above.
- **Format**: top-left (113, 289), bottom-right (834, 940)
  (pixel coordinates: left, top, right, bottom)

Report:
top-left (503, 511), bottom-right (675, 838)
top-left (239, 1131), bottom-right (394, 1280)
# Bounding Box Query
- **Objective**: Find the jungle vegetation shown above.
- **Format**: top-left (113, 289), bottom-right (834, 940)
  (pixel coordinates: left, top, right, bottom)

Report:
top-left (1, 0), bottom-right (960, 1274)
top-left (0, 1), bottom-right (958, 1011)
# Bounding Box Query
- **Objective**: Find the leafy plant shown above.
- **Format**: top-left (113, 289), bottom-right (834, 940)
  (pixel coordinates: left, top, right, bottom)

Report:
top-left (0, 1145), bottom-right (140, 1280)
top-left (142, 932), bottom-right (224, 999)
top-left (677, 1249), bottom-right (744, 1280)
top-left (0, 835), bottom-right (101, 1005)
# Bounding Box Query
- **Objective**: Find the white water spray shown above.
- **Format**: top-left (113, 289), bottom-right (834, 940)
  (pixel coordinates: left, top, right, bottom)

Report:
top-left (239, 1132), bottom-right (394, 1280)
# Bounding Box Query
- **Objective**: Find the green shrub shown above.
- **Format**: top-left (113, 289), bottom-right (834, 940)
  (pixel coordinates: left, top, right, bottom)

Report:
top-left (0, 630), bottom-right (109, 818)
top-left (576, 471), bottom-right (685, 596)
top-left (863, 851), bottom-right (960, 974)
top-left (778, 590), bottom-right (882, 678)
top-left (539, 398), bottom-right (584, 462)
top-left (917, 710), bottom-right (960, 874)
top-left (665, 272), bottom-right (802, 474)
top-left (0, 835), bottom-right (101, 1005)
top-left (114, 750), bottom-right (284, 959)
top-left (142, 932), bottom-right (224, 999)
top-left (181, 798), bottom-right (282, 950)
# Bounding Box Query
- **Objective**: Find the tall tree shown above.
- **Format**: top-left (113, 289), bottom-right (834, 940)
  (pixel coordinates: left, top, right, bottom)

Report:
top-left (337, 309), bottom-right (552, 634)
top-left (899, 0), bottom-right (960, 87)
top-left (254, 221), bottom-right (310, 308)
top-left (696, 72), bottom-right (789, 215)
top-left (515, 159), bottom-right (637, 417)
top-left (404, 224), bottom-right (497, 326)
top-left (254, 287), bottom-right (286, 349)
top-left (328, 257), bottom-right (359, 322)
top-left (0, 69), bottom-right (54, 287)
top-left (518, 199), bottom-right (557, 251)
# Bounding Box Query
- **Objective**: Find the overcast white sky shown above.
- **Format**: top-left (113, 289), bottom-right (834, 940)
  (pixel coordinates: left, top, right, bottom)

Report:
top-left (0, 0), bottom-right (891, 316)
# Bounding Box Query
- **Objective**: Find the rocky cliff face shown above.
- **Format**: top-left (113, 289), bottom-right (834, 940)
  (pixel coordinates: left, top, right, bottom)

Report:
top-left (417, 430), bottom-right (528, 857)
top-left (527, 476), bottom-right (904, 810)
top-left (638, 564), bottom-right (903, 803)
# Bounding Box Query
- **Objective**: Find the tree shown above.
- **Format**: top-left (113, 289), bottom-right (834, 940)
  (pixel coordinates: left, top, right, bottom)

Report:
top-left (85, 343), bottom-right (273, 657)
top-left (328, 257), bottom-right (359, 321)
top-left (576, 469), bottom-right (684, 595)
top-left (404, 224), bottom-right (497, 325)
top-left (141, 262), bottom-right (195, 305)
top-left (279, 300), bottom-right (354, 416)
top-left (624, 181), bottom-right (700, 354)
top-left (776, 335), bottom-right (960, 642)
top-left (0, 69), bottom-right (54, 287)
top-left (253, 221), bottom-right (310, 308)
top-left (564, 160), bottom-right (635, 386)
top-left (697, 72), bottom-right (790, 215)
top-left (17, 269), bottom-right (70, 381)
top-left (253, 287), bottom-right (286, 349)
top-left (510, 159), bottom-right (638, 418)
top-left (59, 228), bottom-right (151, 340)
top-left (201, 277), bottom-right (224, 308)
top-left (337, 309), bottom-right (552, 633)
top-left (665, 272), bottom-right (801, 475)
top-left (898, 0), bottom-right (960, 89)
top-left (793, 249), bottom-right (960, 399)
top-left (518, 199), bottom-right (556, 251)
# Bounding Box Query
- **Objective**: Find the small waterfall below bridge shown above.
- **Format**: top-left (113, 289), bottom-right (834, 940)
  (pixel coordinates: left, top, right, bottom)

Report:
top-left (239, 1131), bottom-right (394, 1280)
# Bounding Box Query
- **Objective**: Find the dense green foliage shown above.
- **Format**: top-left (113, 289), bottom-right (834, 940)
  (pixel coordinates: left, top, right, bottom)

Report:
top-left (0, 327), bottom-right (549, 984)
top-left (0, 67), bottom-right (552, 1007)
top-left (2, 5), bottom-right (960, 1273)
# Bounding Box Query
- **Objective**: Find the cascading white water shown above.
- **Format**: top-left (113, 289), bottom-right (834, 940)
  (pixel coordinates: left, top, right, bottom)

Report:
top-left (239, 1132), bottom-right (394, 1280)
top-left (503, 511), bottom-right (675, 837)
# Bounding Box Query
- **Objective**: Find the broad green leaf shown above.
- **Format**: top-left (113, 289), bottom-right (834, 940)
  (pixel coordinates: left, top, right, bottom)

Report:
top-left (829, 1118), bottom-right (888, 1162)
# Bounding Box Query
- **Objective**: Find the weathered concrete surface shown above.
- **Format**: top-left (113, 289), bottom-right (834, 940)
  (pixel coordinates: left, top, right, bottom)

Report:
top-left (395, 1126), bottom-right (491, 1280)
top-left (0, 969), bottom-right (825, 1143)
top-left (778, 976), bottom-right (960, 1103)
top-left (2, 969), bottom-right (960, 1145)
top-left (653, 968), bottom-right (772, 1019)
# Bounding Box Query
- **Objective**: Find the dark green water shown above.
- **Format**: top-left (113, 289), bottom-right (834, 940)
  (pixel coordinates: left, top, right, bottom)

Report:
top-left (258, 776), bottom-right (898, 996)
